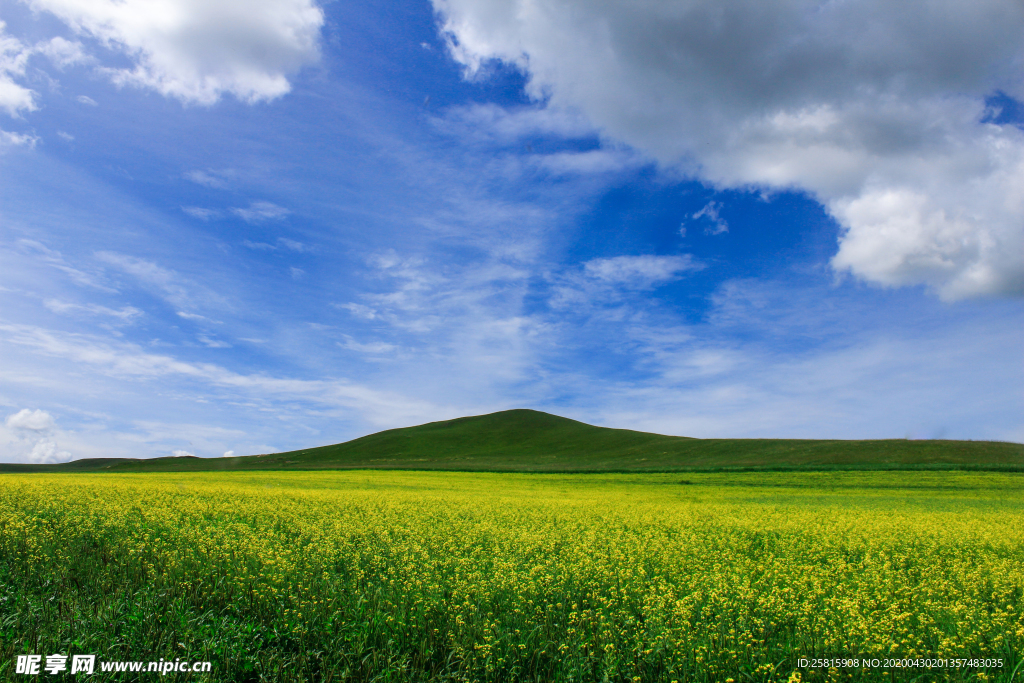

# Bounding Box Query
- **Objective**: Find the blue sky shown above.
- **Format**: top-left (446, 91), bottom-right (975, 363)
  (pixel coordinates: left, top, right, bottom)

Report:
top-left (1, 0), bottom-right (1022, 462)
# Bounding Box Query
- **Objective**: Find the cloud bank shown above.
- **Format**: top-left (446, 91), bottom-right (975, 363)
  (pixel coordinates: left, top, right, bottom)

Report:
top-left (24, 0), bottom-right (324, 104)
top-left (433, 0), bottom-right (1024, 300)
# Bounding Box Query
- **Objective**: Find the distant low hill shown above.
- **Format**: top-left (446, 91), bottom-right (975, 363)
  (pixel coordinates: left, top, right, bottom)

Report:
top-left (2, 409), bottom-right (1023, 473)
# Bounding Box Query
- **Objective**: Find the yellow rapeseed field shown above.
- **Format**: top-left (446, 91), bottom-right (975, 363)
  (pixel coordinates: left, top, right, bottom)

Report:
top-left (0, 471), bottom-right (1021, 682)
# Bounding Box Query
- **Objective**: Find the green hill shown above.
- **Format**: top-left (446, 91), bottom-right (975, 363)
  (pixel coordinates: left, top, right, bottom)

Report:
top-left (2, 409), bottom-right (1023, 473)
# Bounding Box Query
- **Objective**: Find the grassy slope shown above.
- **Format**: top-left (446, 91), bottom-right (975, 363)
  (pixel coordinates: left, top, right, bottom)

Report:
top-left (2, 409), bottom-right (1022, 473)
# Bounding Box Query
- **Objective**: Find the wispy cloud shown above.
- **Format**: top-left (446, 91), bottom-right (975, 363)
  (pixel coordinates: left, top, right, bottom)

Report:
top-left (549, 255), bottom-right (704, 311)
top-left (339, 335), bottom-right (397, 355)
top-left (95, 251), bottom-right (192, 308)
top-left (278, 238), bottom-right (307, 252)
top-left (44, 299), bottom-right (142, 321)
top-left (432, 102), bottom-right (596, 143)
top-left (16, 240), bottom-right (116, 292)
top-left (583, 255), bottom-right (702, 286)
top-left (241, 237), bottom-right (307, 251)
top-left (197, 334), bottom-right (231, 348)
top-left (176, 311), bottom-right (221, 324)
top-left (0, 322), bottom-right (449, 430)
top-left (691, 201), bottom-right (728, 235)
top-left (231, 201), bottom-right (290, 223)
top-left (182, 206), bottom-right (221, 220)
top-left (184, 169), bottom-right (233, 189)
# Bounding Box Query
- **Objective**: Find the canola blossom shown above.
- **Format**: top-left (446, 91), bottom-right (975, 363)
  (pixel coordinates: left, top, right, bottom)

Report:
top-left (0, 471), bottom-right (1022, 682)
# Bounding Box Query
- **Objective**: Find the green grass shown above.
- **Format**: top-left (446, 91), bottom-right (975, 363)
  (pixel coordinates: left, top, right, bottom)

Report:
top-left (1, 470), bottom-right (1022, 682)
top-left (2, 409), bottom-right (1022, 473)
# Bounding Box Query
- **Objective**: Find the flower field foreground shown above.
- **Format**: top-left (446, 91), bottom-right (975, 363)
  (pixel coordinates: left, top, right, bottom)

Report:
top-left (0, 471), bottom-right (1022, 682)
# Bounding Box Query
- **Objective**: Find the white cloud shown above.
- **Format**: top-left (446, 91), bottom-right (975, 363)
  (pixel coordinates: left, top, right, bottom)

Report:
top-left (231, 201), bottom-right (290, 222)
top-left (4, 409), bottom-right (71, 463)
top-left (197, 334), bottom-right (230, 348)
top-left (434, 102), bottom-right (596, 142)
top-left (184, 169), bottom-right (232, 188)
top-left (692, 201), bottom-right (728, 235)
top-left (433, 0), bottom-right (1024, 300)
top-left (26, 0), bottom-right (325, 105)
top-left (278, 237), bottom-right (306, 252)
top-left (339, 335), bottom-right (396, 355)
top-left (0, 21), bottom-right (36, 117)
top-left (0, 321), bottom-right (445, 430)
top-left (176, 310), bottom-right (216, 322)
top-left (583, 254), bottom-right (702, 287)
top-left (16, 239), bottom-right (116, 291)
top-left (171, 449), bottom-right (194, 457)
top-left (222, 449), bottom-right (234, 457)
top-left (6, 408), bottom-right (56, 431)
top-left (96, 251), bottom-right (193, 308)
top-left (336, 302), bottom-right (377, 320)
top-left (45, 299), bottom-right (142, 321)
top-left (548, 255), bottom-right (702, 312)
top-left (182, 206), bottom-right (220, 220)
top-left (27, 439), bottom-right (71, 463)
top-left (76, 94), bottom-right (97, 106)
top-left (36, 36), bottom-right (89, 69)
top-left (57, 130), bottom-right (74, 141)
top-left (0, 129), bottom-right (38, 149)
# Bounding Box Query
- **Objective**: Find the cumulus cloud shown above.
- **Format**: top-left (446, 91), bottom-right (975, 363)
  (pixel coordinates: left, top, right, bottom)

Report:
top-left (171, 449), bottom-right (195, 457)
top-left (28, 439), bottom-right (71, 463)
top-left (25, 0), bottom-right (324, 105)
top-left (5, 409), bottom-right (71, 463)
top-left (433, 0), bottom-right (1024, 300)
top-left (0, 21), bottom-right (36, 116)
top-left (36, 36), bottom-right (89, 69)
top-left (0, 129), bottom-right (38, 149)
top-left (6, 408), bottom-right (56, 431)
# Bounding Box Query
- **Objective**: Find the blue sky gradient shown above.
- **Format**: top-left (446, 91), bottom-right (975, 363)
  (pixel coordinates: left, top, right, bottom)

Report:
top-left (1, 0), bottom-right (1022, 461)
